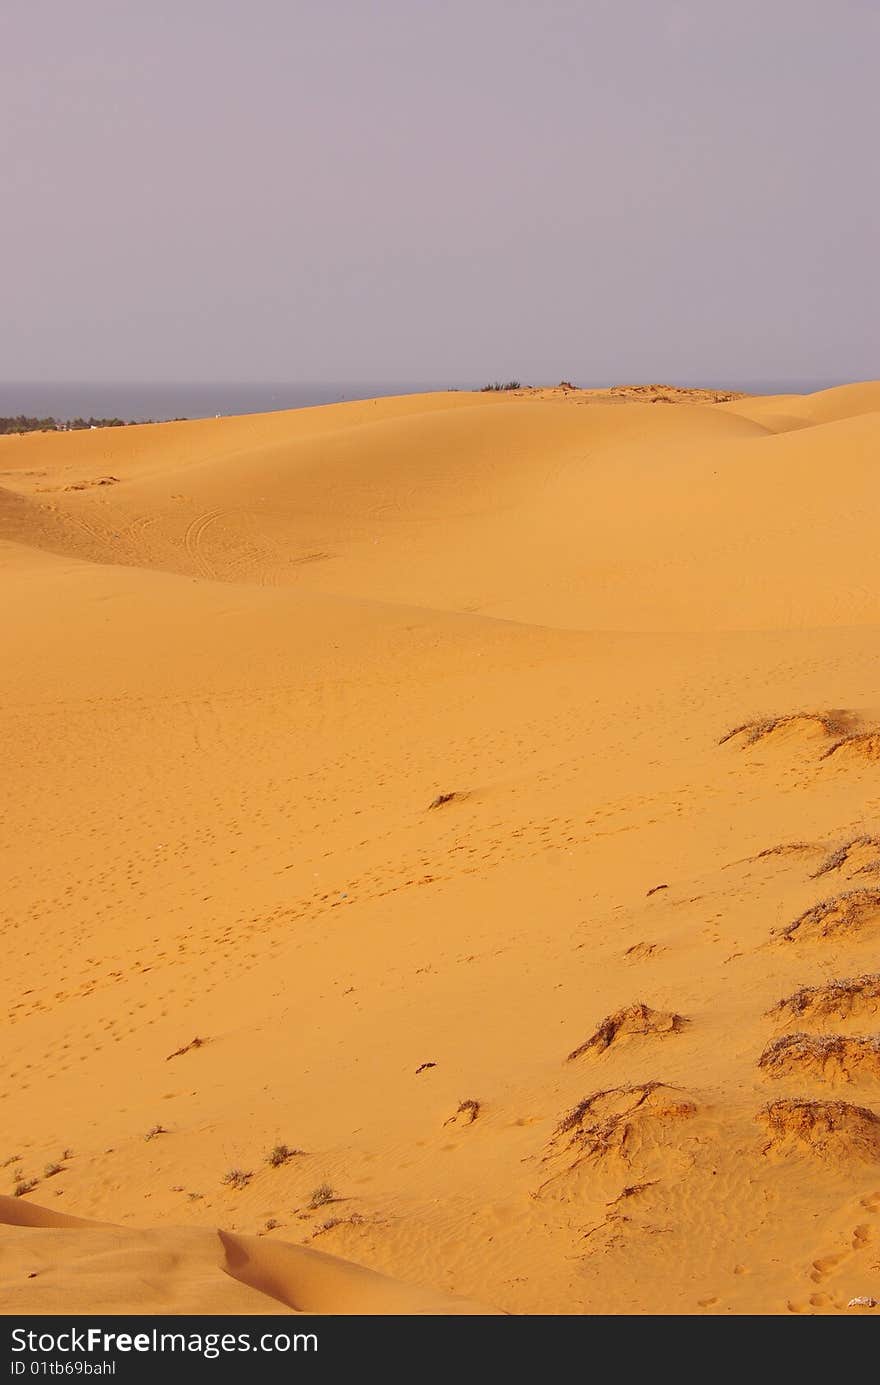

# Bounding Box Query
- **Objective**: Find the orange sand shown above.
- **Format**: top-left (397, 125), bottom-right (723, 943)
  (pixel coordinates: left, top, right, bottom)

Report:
top-left (2, 382), bottom-right (880, 1315)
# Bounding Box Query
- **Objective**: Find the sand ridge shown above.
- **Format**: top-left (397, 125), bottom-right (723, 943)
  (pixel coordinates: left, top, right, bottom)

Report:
top-left (2, 382), bottom-right (880, 1314)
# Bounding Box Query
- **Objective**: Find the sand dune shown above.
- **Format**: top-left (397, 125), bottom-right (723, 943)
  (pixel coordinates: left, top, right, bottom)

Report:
top-left (0, 1196), bottom-right (491, 1314)
top-left (2, 383), bottom-right (880, 1315)
top-left (4, 384), bottom-right (879, 632)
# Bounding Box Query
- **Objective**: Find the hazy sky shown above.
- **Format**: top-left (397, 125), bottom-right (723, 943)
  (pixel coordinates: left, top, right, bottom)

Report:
top-left (2, 0), bottom-right (878, 385)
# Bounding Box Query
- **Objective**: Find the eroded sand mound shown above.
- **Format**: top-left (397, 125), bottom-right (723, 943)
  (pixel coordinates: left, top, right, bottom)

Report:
top-left (719, 711), bottom-right (857, 750)
top-left (770, 975), bottom-right (880, 1027)
top-left (811, 839), bottom-right (880, 881)
top-left (759, 1100), bottom-right (880, 1162)
top-left (822, 731), bottom-right (880, 766)
top-left (759, 1034), bottom-right (880, 1084)
top-left (776, 890), bottom-right (880, 944)
top-left (566, 1003), bottom-right (686, 1060)
top-left (550, 1083), bottom-right (696, 1164)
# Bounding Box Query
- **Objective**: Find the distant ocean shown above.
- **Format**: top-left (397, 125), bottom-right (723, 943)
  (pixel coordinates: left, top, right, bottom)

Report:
top-left (0, 380), bottom-right (840, 425)
top-left (0, 381), bottom-right (470, 424)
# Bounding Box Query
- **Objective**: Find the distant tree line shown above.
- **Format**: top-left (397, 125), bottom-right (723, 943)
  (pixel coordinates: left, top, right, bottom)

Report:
top-left (0, 415), bottom-right (134, 435)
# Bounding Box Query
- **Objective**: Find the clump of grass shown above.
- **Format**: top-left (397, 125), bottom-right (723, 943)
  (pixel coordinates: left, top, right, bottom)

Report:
top-left (308, 1182), bottom-right (336, 1209)
top-left (187, 1191), bottom-right (203, 1201)
top-left (445, 1099), bottom-right (480, 1126)
top-left (719, 710), bottom-right (856, 748)
top-left (428, 791), bottom-right (459, 810)
top-left (1, 1155), bottom-right (22, 1169)
top-left (480, 380), bottom-right (522, 392)
top-left (144, 1125), bottom-right (166, 1142)
top-left (221, 1168), bottom-right (253, 1190)
top-left (264, 1218), bottom-right (280, 1231)
top-left (13, 1177), bottom-right (39, 1197)
top-left (43, 1162), bottom-right (64, 1178)
top-left (312, 1212), bottom-right (364, 1237)
top-left (267, 1143), bottom-right (303, 1168)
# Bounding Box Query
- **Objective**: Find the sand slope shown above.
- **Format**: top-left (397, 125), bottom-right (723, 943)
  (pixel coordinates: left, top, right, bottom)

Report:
top-left (2, 383), bottom-right (880, 1315)
top-left (0, 1196), bottom-right (491, 1314)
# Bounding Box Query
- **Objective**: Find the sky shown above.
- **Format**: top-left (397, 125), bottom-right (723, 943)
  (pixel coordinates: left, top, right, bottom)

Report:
top-left (2, 0), bottom-right (879, 386)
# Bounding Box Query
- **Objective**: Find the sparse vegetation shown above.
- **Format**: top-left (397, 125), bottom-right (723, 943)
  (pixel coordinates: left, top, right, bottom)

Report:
top-left (759, 1097), bottom-right (880, 1157)
top-left (43, 1162), bottom-right (64, 1178)
top-left (13, 1177), bottom-right (39, 1197)
top-left (759, 1031), bottom-right (880, 1077)
top-left (769, 973), bottom-right (880, 1022)
top-left (776, 888), bottom-right (880, 942)
top-left (821, 730), bottom-right (880, 762)
top-left (221, 1168), bottom-right (253, 1190)
top-left (428, 791), bottom-right (459, 809)
top-left (719, 710), bottom-right (856, 747)
top-left (567, 1003), bottom-right (686, 1061)
top-left (264, 1218), bottom-right (280, 1231)
top-left (312, 1212), bottom-right (364, 1238)
top-left (556, 1081), bottom-right (672, 1138)
top-left (480, 380), bottom-right (521, 392)
top-left (606, 1180), bottom-right (658, 1205)
top-left (267, 1143), bottom-right (303, 1168)
top-left (812, 836), bottom-right (880, 879)
top-left (548, 1083), bottom-right (696, 1173)
top-left (445, 1099), bottom-right (480, 1126)
top-left (166, 1036), bottom-right (207, 1061)
top-left (144, 1125), bottom-right (166, 1141)
top-left (754, 841), bottom-right (816, 860)
top-left (308, 1182), bottom-right (335, 1209)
